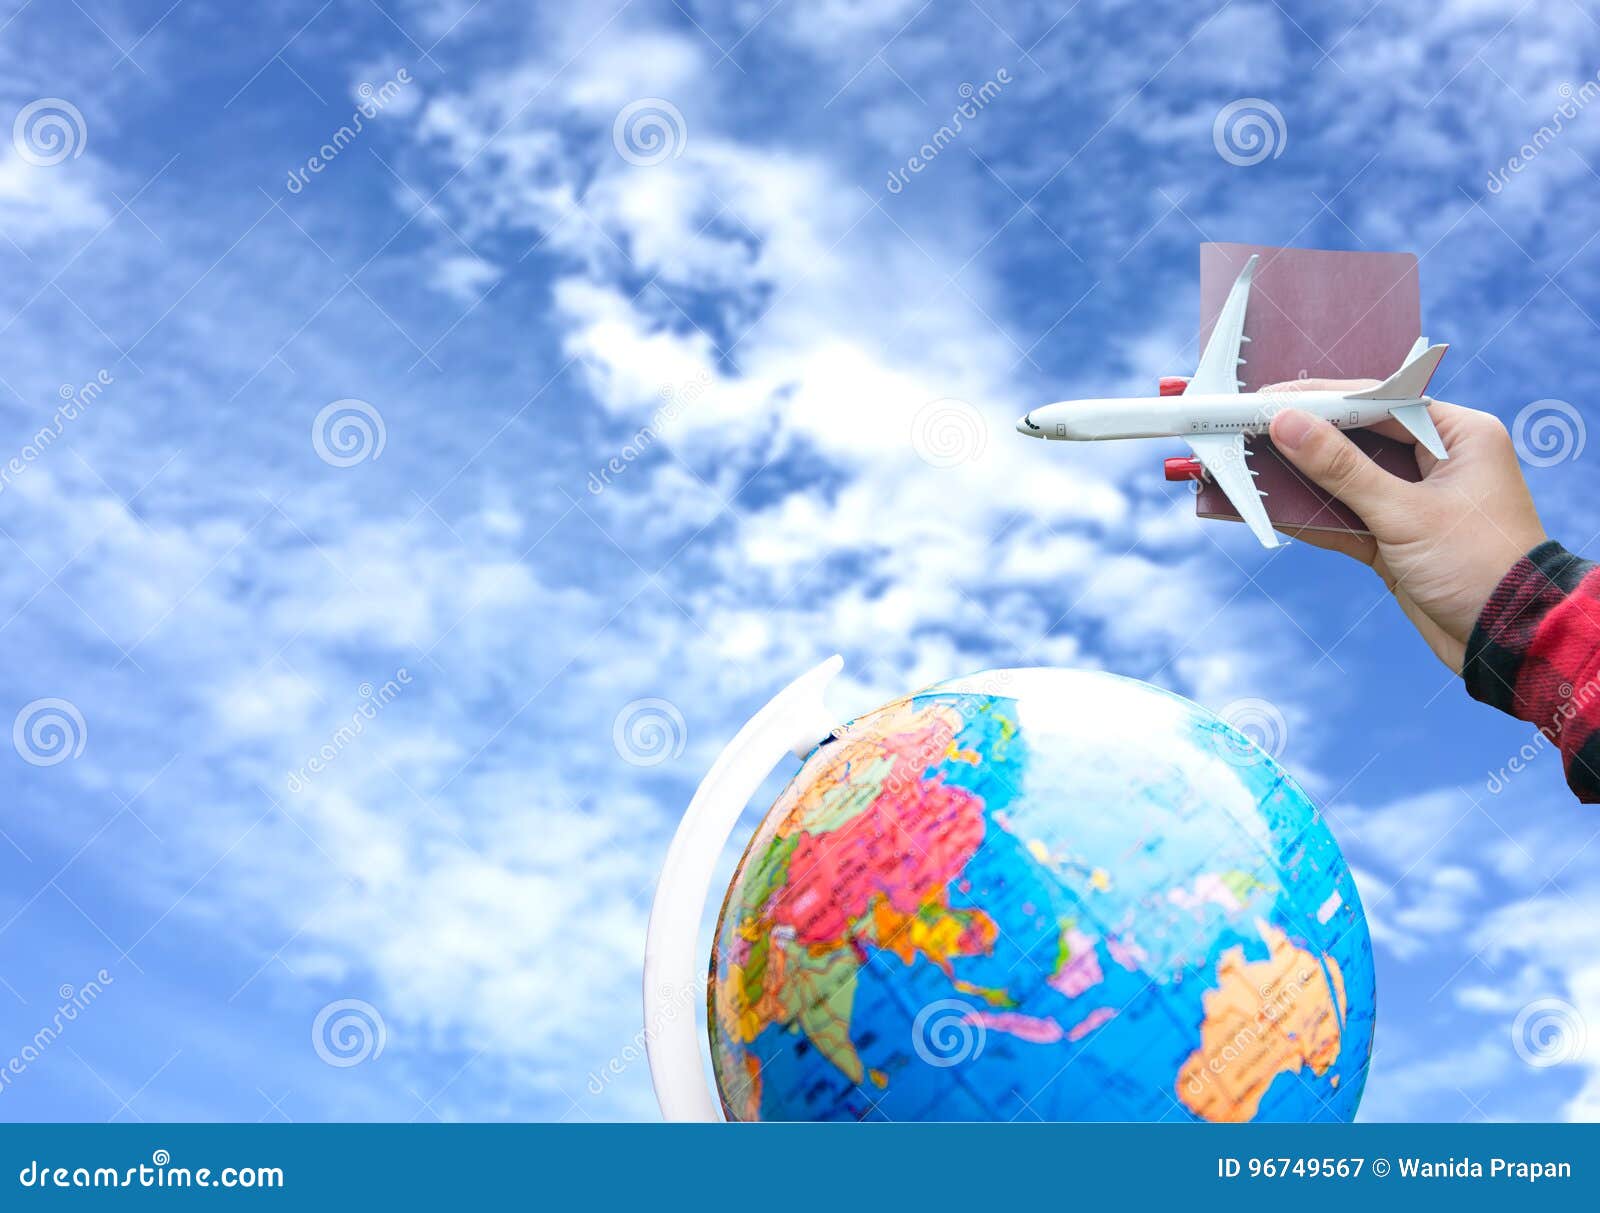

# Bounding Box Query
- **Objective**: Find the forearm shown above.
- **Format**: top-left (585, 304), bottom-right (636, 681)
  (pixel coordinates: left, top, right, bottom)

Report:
top-left (1463, 540), bottom-right (1600, 802)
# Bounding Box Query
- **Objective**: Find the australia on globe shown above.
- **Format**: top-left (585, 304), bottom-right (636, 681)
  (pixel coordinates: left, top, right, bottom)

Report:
top-left (709, 668), bottom-right (1374, 1121)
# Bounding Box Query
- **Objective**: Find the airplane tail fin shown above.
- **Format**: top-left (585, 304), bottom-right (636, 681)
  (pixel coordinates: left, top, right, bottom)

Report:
top-left (1349, 342), bottom-right (1447, 401)
top-left (1350, 341), bottom-right (1450, 460)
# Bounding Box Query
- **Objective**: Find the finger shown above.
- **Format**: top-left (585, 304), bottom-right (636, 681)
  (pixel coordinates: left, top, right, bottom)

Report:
top-left (1269, 408), bottom-right (1422, 524)
top-left (1426, 401), bottom-right (1503, 450)
top-left (1254, 403), bottom-right (1437, 472)
top-left (1363, 417), bottom-right (1419, 444)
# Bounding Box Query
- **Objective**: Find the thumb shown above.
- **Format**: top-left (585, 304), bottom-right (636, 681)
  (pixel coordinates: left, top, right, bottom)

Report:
top-left (1269, 408), bottom-right (1418, 525)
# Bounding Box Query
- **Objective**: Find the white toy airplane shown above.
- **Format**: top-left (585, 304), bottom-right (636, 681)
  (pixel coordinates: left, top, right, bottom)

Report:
top-left (1015, 254), bottom-right (1448, 548)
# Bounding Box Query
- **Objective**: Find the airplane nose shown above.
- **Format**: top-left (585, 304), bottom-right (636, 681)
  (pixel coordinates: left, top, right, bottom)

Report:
top-left (1016, 413), bottom-right (1043, 437)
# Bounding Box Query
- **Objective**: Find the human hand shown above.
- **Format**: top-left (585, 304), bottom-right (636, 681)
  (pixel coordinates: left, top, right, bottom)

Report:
top-left (1258, 382), bottom-right (1547, 672)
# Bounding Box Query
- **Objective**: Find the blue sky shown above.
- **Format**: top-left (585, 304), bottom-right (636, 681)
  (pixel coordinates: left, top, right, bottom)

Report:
top-left (0, 0), bottom-right (1598, 1123)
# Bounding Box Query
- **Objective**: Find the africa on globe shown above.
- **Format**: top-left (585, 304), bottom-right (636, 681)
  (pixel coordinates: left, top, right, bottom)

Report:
top-left (708, 668), bottom-right (1374, 1121)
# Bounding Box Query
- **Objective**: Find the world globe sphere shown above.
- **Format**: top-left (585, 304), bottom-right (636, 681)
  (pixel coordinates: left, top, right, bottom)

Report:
top-left (708, 668), bottom-right (1374, 1121)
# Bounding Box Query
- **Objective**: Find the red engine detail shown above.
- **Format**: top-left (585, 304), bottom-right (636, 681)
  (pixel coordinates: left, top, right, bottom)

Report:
top-left (1163, 456), bottom-right (1204, 482)
top-left (1159, 376), bottom-right (1189, 396)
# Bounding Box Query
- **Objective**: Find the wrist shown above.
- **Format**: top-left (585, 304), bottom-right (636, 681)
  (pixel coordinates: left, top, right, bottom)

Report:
top-left (1459, 527), bottom-right (1549, 641)
top-left (1462, 540), bottom-right (1592, 713)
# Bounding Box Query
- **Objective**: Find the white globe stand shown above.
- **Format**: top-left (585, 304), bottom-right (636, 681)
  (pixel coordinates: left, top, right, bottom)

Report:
top-left (642, 654), bottom-right (845, 1122)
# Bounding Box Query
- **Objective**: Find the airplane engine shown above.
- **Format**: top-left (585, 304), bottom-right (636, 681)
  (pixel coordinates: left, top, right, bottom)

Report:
top-left (1163, 456), bottom-right (1204, 481)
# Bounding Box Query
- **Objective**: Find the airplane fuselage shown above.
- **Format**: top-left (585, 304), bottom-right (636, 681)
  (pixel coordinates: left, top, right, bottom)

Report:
top-left (1018, 391), bottom-right (1398, 441)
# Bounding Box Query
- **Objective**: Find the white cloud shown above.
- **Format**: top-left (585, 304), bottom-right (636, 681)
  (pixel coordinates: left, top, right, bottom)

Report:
top-left (0, 151), bottom-right (111, 244)
top-left (14, 0), bottom-right (1595, 1126)
top-left (430, 253), bottom-right (502, 302)
top-left (1471, 888), bottom-right (1600, 1120)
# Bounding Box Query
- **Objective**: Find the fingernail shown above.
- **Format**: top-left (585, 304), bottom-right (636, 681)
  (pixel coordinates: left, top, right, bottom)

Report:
top-left (1273, 408), bottom-right (1315, 451)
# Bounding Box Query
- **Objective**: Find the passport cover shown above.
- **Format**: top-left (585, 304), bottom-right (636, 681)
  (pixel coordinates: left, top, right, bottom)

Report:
top-left (1192, 243), bottom-right (1425, 535)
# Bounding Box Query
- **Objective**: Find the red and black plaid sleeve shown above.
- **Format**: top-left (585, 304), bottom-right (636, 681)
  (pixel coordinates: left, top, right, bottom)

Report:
top-left (1463, 540), bottom-right (1600, 803)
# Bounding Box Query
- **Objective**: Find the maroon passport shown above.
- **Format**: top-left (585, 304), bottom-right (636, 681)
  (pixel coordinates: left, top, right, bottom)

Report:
top-left (1192, 243), bottom-right (1424, 535)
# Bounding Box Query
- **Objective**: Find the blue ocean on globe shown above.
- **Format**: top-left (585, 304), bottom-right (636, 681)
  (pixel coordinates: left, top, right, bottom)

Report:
top-left (709, 668), bottom-right (1375, 1121)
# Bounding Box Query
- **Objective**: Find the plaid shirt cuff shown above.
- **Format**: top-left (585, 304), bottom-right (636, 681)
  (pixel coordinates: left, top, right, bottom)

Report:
top-left (1464, 540), bottom-right (1600, 803)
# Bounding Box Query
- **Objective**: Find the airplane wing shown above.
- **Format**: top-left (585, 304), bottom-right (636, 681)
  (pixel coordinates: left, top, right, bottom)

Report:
top-left (1188, 254), bottom-right (1258, 395)
top-left (1187, 432), bottom-right (1281, 549)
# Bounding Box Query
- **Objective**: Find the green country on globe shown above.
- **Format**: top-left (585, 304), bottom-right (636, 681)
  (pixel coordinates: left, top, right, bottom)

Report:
top-left (709, 668), bottom-right (1375, 1121)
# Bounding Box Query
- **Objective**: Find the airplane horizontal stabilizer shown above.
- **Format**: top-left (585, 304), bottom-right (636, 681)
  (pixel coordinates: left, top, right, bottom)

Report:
top-left (1386, 402), bottom-right (1448, 460)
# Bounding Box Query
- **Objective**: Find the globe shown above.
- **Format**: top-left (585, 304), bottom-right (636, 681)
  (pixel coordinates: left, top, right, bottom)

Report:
top-left (708, 668), bottom-right (1374, 1121)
